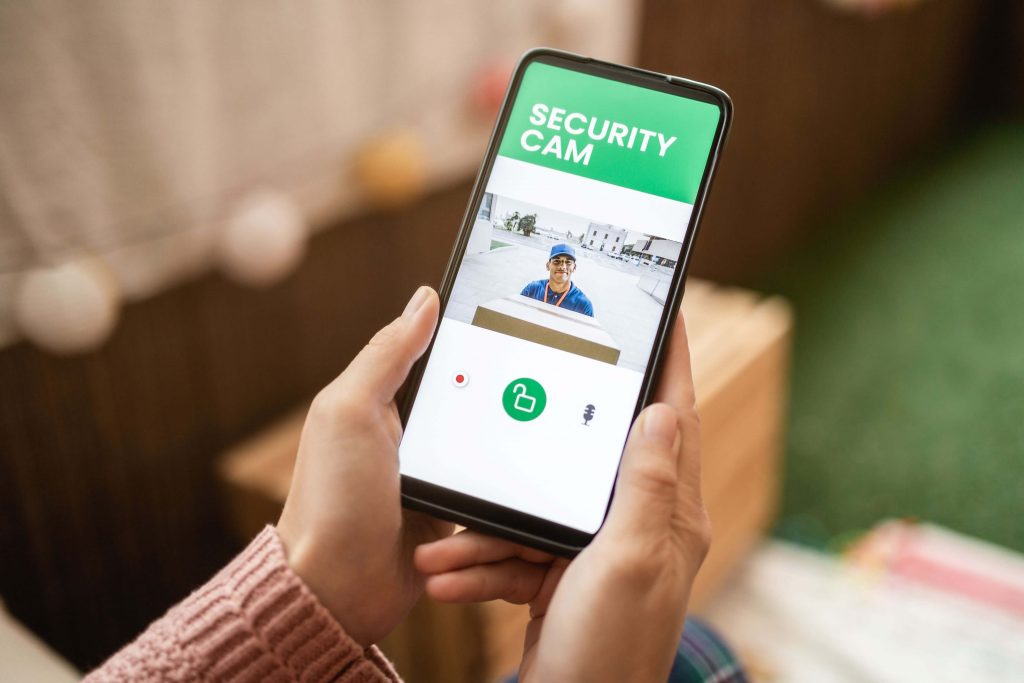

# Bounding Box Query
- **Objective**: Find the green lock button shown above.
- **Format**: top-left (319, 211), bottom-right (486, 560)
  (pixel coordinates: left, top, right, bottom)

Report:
top-left (502, 378), bottom-right (547, 422)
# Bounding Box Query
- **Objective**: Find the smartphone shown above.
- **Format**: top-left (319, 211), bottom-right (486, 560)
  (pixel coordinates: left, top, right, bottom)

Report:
top-left (398, 49), bottom-right (731, 556)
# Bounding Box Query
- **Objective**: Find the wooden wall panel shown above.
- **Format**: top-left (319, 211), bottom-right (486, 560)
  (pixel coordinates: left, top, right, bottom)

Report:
top-left (0, 183), bottom-right (467, 669)
top-left (637, 0), bottom-right (985, 282)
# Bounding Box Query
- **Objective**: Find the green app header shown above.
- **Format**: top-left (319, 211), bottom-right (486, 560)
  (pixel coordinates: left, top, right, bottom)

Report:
top-left (498, 62), bottom-right (721, 204)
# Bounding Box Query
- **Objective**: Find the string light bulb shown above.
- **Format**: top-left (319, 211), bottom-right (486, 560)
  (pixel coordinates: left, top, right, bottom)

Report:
top-left (13, 256), bottom-right (121, 355)
top-left (218, 190), bottom-right (308, 287)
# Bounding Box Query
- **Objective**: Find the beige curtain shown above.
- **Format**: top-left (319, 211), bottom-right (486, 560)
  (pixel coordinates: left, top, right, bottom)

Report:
top-left (0, 0), bottom-right (637, 347)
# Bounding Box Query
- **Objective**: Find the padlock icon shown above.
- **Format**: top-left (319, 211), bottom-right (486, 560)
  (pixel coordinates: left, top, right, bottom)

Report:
top-left (511, 383), bottom-right (537, 414)
top-left (502, 378), bottom-right (546, 421)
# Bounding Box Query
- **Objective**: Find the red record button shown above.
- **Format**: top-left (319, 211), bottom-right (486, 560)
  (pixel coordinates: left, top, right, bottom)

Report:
top-left (452, 372), bottom-right (469, 388)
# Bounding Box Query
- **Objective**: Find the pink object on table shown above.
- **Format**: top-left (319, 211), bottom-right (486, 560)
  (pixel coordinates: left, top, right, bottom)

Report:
top-left (849, 519), bottom-right (1024, 618)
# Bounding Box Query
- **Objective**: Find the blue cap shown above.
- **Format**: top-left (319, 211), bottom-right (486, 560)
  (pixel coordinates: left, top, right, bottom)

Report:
top-left (549, 243), bottom-right (576, 261)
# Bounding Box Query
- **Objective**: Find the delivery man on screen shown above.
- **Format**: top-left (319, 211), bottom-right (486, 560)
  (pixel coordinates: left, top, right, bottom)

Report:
top-left (521, 243), bottom-right (595, 317)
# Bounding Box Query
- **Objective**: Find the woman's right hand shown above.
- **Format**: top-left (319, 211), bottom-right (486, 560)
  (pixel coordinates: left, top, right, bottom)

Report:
top-left (415, 314), bottom-right (710, 682)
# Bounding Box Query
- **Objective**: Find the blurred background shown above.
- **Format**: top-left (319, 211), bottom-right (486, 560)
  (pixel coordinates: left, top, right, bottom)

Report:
top-left (1, 1), bottom-right (1023, 680)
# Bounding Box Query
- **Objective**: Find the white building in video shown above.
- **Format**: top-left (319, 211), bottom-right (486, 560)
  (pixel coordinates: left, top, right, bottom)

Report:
top-left (583, 223), bottom-right (629, 253)
top-left (628, 237), bottom-right (681, 268)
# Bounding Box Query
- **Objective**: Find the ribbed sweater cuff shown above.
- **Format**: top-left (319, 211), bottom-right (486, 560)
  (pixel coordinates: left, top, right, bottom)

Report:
top-left (85, 526), bottom-right (399, 682)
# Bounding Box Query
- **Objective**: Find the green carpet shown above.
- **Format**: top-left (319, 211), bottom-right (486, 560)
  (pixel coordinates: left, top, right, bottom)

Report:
top-left (761, 123), bottom-right (1024, 553)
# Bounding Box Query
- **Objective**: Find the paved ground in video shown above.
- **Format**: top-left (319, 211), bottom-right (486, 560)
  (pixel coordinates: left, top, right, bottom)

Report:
top-left (446, 228), bottom-right (672, 371)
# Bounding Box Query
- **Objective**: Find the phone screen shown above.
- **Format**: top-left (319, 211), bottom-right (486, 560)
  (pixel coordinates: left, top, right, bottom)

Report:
top-left (400, 58), bottom-right (724, 535)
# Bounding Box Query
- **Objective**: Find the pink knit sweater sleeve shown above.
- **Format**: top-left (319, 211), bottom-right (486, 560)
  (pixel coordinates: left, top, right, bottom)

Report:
top-left (84, 526), bottom-right (401, 682)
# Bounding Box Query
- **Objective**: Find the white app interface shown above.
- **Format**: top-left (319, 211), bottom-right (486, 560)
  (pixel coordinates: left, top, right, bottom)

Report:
top-left (400, 62), bottom-right (721, 533)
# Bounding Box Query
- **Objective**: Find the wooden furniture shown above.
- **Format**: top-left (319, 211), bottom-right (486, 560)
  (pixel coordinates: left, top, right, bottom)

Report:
top-left (217, 279), bottom-right (792, 681)
top-left (0, 601), bottom-right (78, 683)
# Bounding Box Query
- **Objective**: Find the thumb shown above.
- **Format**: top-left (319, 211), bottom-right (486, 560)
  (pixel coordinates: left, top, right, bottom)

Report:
top-left (334, 286), bottom-right (439, 403)
top-left (600, 403), bottom-right (681, 541)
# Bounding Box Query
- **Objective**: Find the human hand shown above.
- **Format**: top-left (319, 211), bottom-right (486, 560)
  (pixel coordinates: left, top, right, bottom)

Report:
top-left (277, 286), bottom-right (454, 647)
top-left (415, 313), bottom-right (709, 681)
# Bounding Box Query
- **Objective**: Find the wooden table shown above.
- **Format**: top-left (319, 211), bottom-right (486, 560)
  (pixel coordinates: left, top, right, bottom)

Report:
top-left (217, 279), bottom-right (792, 682)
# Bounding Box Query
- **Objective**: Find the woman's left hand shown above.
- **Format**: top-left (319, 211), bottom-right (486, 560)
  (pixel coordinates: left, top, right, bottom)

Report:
top-left (277, 286), bottom-right (453, 647)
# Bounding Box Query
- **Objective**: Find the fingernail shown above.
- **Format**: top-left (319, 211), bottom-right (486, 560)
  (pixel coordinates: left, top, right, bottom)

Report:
top-left (642, 404), bottom-right (678, 448)
top-left (403, 286), bottom-right (430, 319)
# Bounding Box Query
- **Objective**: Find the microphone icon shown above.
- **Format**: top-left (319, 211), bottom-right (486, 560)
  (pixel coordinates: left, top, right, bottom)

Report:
top-left (582, 404), bottom-right (595, 426)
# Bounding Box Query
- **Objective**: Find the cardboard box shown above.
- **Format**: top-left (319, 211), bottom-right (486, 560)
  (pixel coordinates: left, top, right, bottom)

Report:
top-left (472, 295), bottom-right (621, 365)
top-left (217, 279), bottom-right (792, 682)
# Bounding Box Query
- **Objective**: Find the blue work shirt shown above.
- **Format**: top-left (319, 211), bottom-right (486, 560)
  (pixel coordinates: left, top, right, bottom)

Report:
top-left (520, 279), bottom-right (595, 317)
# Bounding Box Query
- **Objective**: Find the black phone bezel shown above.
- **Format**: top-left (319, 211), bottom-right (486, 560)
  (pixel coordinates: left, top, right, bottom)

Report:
top-left (399, 48), bottom-right (732, 557)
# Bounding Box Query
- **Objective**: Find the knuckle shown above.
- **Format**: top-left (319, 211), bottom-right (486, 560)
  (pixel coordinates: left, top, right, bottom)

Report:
top-left (365, 320), bottom-right (416, 370)
top-left (340, 397), bottom-right (376, 429)
top-left (521, 546), bottom-right (554, 564)
top-left (466, 537), bottom-right (491, 567)
top-left (603, 548), bottom-right (663, 589)
top-left (311, 388), bottom-right (373, 429)
top-left (674, 508), bottom-right (712, 563)
top-left (366, 320), bottom-right (404, 352)
top-left (308, 388), bottom-right (338, 421)
top-left (628, 459), bottom-right (679, 500)
top-left (508, 569), bottom-right (533, 603)
top-left (693, 510), bottom-right (712, 558)
top-left (680, 405), bottom-right (701, 433)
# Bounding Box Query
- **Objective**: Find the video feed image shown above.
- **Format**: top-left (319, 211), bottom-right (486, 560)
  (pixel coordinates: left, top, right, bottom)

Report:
top-left (444, 193), bottom-right (682, 373)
